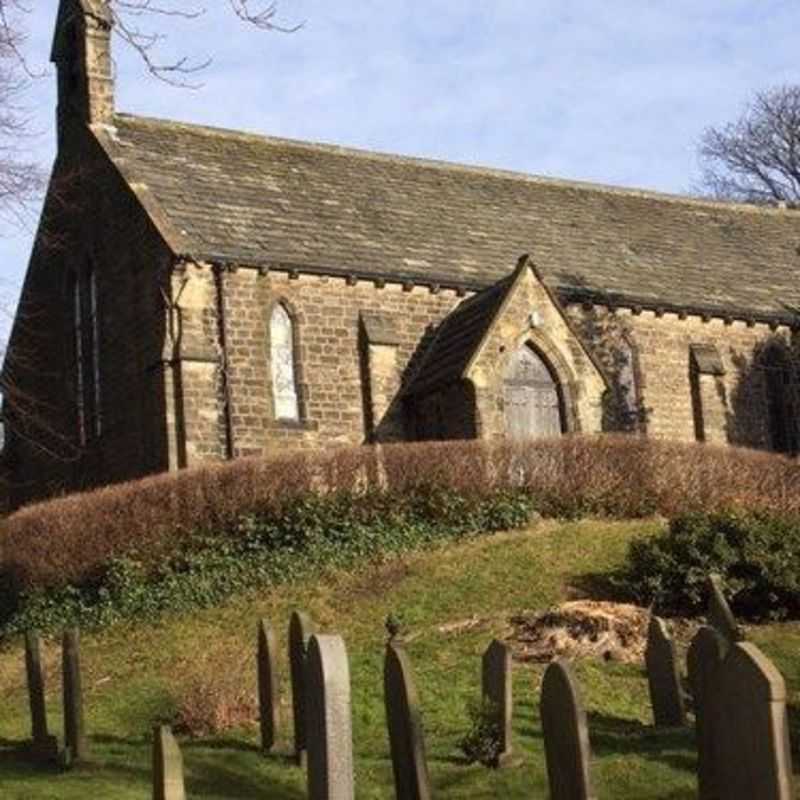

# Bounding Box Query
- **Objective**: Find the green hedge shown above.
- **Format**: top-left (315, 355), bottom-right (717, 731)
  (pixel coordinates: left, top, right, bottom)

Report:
top-left (0, 487), bottom-right (535, 636)
top-left (616, 510), bottom-right (800, 620)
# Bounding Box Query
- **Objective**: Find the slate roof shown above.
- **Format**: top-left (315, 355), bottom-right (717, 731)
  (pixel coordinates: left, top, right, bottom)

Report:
top-left (407, 275), bottom-right (512, 396)
top-left (97, 113), bottom-right (800, 322)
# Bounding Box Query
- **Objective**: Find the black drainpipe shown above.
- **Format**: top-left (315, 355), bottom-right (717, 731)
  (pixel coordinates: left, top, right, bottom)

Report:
top-left (213, 263), bottom-right (235, 460)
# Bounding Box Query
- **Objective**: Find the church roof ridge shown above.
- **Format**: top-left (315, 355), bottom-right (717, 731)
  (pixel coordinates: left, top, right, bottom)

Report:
top-left (110, 112), bottom-right (796, 219)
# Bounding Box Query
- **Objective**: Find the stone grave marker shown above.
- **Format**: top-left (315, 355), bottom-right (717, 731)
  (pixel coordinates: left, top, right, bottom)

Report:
top-left (62, 628), bottom-right (88, 764)
top-left (714, 642), bottom-right (794, 800)
top-left (305, 634), bottom-right (354, 800)
top-left (383, 641), bottom-right (431, 799)
top-left (687, 625), bottom-right (726, 800)
top-left (24, 630), bottom-right (58, 761)
top-left (540, 659), bottom-right (597, 800)
top-left (289, 610), bottom-right (315, 765)
top-left (152, 725), bottom-right (186, 800)
top-left (257, 619), bottom-right (279, 753)
top-left (706, 573), bottom-right (744, 646)
top-left (481, 638), bottom-right (513, 766)
top-left (644, 615), bottom-right (686, 727)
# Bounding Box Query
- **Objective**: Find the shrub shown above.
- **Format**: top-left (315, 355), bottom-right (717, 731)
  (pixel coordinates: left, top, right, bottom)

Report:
top-left (616, 510), bottom-right (800, 620)
top-left (171, 648), bottom-right (257, 737)
top-left (0, 486), bottom-right (537, 635)
top-left (458, 698), bottom-right (503, 767)
top-left (2, 436), bottom-right (800, 634)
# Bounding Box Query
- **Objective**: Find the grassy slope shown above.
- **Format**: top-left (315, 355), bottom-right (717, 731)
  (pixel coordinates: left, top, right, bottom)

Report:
top-left (1, 518), bottom-right (799, 799)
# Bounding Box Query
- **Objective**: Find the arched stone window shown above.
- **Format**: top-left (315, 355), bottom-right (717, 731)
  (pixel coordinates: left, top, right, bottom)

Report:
top-left (88, 266), bottom-right (102, 437)
top-left (617, 337), bottom-right (640, 430)
top-left (270, 303), bottom-right (300, 421)
top-left (763, 345), bottom-right (798, 455)
top-left (69, 271), bottom-right (87, 445)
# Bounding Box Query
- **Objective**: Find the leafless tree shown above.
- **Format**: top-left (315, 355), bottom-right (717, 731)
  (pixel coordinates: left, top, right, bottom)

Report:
top-left (698, 85), bottom-right (800, 208)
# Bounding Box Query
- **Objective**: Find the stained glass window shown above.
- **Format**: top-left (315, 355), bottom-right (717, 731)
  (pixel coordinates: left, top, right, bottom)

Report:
top-left (270, 304), bottom-right (299, 421)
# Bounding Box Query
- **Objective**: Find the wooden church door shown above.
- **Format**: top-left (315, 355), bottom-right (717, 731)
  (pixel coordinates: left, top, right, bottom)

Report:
top-left (503, 344), bottom-right (564, 439)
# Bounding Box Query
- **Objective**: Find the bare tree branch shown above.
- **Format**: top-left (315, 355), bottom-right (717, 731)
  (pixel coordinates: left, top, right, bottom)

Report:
top-left (109, 0), bottom-right (301, 86)
top-left (697, 85), bottom-right (800, 207)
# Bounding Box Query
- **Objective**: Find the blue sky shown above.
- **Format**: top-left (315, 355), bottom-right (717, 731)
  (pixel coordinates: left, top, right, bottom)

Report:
top-left (1, 1), bottom-right (798, 334)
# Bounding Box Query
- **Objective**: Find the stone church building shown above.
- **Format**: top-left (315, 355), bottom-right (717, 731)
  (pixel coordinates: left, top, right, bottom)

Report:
top-left (4, 0), bottom-right (800, 506)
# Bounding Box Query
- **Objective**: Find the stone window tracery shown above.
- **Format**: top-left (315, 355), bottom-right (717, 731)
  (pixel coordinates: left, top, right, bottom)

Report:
top-left (70, 271), bottom-right (86, 446)
top-left (270, 303), bottom-right (300, 421)
top-left (88, 267), bottom-right (102, 437)
top-left (68, 264), bottom-right (103, 446)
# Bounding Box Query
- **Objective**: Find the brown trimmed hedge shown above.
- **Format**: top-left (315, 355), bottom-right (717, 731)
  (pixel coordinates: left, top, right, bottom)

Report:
top-left (2, 435), bottom-right (799, 594)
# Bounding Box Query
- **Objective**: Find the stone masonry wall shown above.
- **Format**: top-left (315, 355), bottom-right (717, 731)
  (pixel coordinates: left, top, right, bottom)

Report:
top-left (173, 264), bottom-right (798, 465)
top-left (567, 305), bottom-right (797, 449)
top-left (174, 266), bottom-right (463, 464)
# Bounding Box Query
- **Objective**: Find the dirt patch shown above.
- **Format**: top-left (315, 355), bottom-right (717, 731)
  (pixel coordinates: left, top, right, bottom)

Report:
top-left (341, 558), bottom-right (414, 601)
top-left (509, 600), bottom-right (654, 663)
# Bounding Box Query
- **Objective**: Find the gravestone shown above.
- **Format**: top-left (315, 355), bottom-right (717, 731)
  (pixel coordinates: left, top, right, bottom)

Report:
top-left (713, 642), bottom-right (794, 800)
top-left (152, 725), bottom-right (186, 800)
top-left (62, 628), bottom-right (88, 764)
top-left (24, 630), bottom-right (58, 761)
top-left (384, 641), bottom-right (431, 799)
top-left (305, 634), bottom-right (354, 800)
top-left (257, 619), bottom-right (279, 753)
top-left (481, 639), bottom-right (513, 765)
top-left (644, 615), bottom-right (686, 727)
top-left (687, 625), bottom-right (726, 800)
top-left (540, 659), bottom-right (597, 800)
top-left (706, 573), bottom-right (744, 646)
top-left (289, 610), bottom-right (315, 765)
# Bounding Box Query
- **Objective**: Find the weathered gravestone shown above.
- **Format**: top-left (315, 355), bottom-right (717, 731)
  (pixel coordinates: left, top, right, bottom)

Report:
top-left (305, 634), bottom-right (354, 800)
top-left (257, 619), bottom-right (279, 753)
top-left (687, 625), bottom-right (726, 800)
top-left (644, 615), bottom-right (686, 727)
top-left (383, 641), bottom-right (431, 800)
top-left (713, 642), bottom-right (794, 800)
top-left (152, 725), bottom-right (186, 800)
top-left (540, 659), bottom-right (597, 800)
top-left (481, 639), bottom-right (513, 766)
top-left (62, 628), bottom-right (88, 764)
top-left (24, 630), bottom-right (58, 761)
top-left (289, 610), bottom-right (315, 765)
top-left (706, 573), bottom-right (744, 646)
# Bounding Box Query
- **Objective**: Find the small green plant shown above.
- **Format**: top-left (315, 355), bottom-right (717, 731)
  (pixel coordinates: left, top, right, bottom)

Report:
top-left (458, 698), bottom-right (503, 767)
top-left (384, 612), bottom-right (405, 642)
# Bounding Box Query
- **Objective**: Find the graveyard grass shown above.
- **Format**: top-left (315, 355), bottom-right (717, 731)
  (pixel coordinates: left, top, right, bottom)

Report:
top-left (1, 518), bottom-right (800, 799)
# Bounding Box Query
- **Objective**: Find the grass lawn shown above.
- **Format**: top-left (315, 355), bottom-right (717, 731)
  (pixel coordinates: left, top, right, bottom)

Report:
top-left (1, 517), bottom-right (799, 798)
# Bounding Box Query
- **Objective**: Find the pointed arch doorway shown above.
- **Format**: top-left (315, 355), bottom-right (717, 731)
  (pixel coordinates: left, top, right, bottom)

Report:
top-left (504, 343), bottom-right (566, 440)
